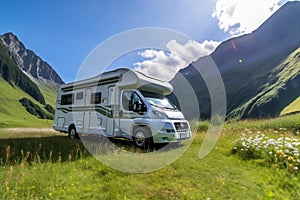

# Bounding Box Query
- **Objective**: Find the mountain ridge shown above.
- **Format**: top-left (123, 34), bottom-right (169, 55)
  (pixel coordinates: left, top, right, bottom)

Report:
top-left (0, 32), bottom-right (62, 127)
top-left (0, 42), bottom-right (45, 104)
top-left (211, 1), bottom-right (300, 74)
top-left (171, 1), bottom-right (300, 120)
top-left (0, 32), bottom-right (64, 86)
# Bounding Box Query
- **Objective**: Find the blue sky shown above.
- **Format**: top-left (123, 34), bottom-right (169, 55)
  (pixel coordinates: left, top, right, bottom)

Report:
top-left (0, 0), bottom-right (295, 82)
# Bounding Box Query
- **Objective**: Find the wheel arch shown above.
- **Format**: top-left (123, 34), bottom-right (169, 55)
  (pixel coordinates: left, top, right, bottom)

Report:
top-left (68, 123), bottom-right (76, 132)
top-left (132, 123), bottom-right (152, 137)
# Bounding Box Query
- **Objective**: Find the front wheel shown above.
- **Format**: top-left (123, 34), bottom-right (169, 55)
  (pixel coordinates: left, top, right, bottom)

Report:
top-left (133, 127), bottom-right (153, 149)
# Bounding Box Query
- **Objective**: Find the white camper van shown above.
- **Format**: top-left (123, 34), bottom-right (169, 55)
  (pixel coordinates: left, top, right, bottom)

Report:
top-left (53, 68), bottom-right (191, 148)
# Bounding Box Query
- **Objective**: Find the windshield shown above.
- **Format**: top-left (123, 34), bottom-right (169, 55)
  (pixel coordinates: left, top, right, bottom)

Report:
top-left (141, 91), bottom-right (176, 110)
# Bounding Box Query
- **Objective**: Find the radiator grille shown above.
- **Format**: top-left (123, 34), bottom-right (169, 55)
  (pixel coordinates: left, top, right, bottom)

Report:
top-left (174, 122), bottom-right (189, 132)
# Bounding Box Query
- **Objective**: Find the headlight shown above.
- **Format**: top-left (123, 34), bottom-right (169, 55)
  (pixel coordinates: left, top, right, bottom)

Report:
top-left (152, 110), bottom-right (168, 119)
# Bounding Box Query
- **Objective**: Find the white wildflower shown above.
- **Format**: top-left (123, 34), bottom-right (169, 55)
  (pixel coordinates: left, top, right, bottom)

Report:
top-left (267, 139), bottom-right (276, 145)
top-left (292, 142), bottom-right (300, 146)
top-left (285, 149), bottom-right (290, 154)
top-left (294, 166), bottom-right (298, 171)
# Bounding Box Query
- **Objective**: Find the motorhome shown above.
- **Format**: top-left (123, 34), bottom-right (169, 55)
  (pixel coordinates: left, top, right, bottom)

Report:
top-left (53, 68), bottom-right (191, 148)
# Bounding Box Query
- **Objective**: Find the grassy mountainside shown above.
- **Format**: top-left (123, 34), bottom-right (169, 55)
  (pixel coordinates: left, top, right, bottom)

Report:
top-left (172, 47), bottom-right (300, 120)
top-left (281, 96), bottom-right (300, 116)
top-left (0, 75), bottom-right (57, 128)
top-left (0, 77), bottom-right (53, 128)
top-left (37, 81), bottom-right (58, 108)
top-left (229, 48), bottom-right (300, 118)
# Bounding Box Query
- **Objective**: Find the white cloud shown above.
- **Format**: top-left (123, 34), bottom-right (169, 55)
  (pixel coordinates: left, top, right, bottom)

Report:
top-left (212, 0), bottom-right (288, 36)
top-left (133, 40), bottom-right (220, 81)
top-left (167, 40), bottom-right (220, 63)
top-left (134, 50), bottom-right (187, 81)
top-left (138, 50), bottom-right (157, 59)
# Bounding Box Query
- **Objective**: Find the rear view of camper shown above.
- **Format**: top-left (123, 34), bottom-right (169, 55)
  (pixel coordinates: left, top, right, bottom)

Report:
top-left (53, 68), bottom-right (191, 148)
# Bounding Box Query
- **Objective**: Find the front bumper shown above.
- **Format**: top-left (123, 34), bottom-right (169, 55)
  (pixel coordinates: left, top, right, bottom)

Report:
top-left (151, 120), bottom-right (191, 143)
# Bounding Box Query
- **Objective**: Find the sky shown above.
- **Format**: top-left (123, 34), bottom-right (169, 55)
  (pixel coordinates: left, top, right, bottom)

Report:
top-left (0, 0), bottom-right (296, 82)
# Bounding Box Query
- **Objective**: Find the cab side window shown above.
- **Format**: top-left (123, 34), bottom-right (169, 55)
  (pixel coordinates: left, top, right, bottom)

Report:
top-left (131, 93), bottom-right (142, 111)
top-left (122, 91), bottom-right (144, 111)
top-left (122, 91), bottom-right (133, 111)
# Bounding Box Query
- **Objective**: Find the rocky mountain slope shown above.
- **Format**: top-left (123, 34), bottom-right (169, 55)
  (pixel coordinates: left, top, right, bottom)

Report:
top-left (0, 32), bottom-right (64, 86)
top-left (0, 42), bottom-right (45, 104)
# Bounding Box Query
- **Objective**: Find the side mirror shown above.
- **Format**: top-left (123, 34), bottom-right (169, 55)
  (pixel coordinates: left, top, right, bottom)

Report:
top-left (141, 104), bottom-right (147, 112)
top-left (133, 101), bottom-right (147, 114)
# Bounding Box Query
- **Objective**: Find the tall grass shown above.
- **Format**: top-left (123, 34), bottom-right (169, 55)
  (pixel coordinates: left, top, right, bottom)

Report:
top-left (0, 136), bottom-right (88, 166)
top-left (1, 131), bottom-right (300, 199)
top-left (1, 115), bottom-right (300, 199)
top-left (225, 113), bottom-right (300, 132)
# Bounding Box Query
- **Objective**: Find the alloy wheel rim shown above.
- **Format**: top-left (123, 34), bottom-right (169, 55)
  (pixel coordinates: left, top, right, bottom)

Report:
top-left (135, 131), bottom-right (145, 146)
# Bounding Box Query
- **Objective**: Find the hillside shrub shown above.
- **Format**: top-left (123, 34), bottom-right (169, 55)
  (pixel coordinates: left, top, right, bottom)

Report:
top-left (19, 98), bottom-right (53, 119)
top-left (44, 104), bottom-right (55, 115)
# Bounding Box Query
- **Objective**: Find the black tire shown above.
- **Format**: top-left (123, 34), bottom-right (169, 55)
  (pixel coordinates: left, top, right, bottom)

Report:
top-left (68, 125), bottom-right (78, 139)
top-left (133, 127), bottom-right (153, 149)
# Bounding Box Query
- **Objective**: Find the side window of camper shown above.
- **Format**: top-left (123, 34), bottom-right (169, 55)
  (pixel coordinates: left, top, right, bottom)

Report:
top-left (91, 92), bottom-right (101, 104)
top-left (61, 94), bottom-right (74, 105)
top-left (76, 92), bottom-right (83, 100)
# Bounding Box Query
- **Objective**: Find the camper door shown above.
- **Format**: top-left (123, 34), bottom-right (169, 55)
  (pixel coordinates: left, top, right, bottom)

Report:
top-left (119, 90), bottom-right (146, 136)
top-left (83, 88), bottom-right (92, 133)
top-left (105, 85), bottom-right (115, 136)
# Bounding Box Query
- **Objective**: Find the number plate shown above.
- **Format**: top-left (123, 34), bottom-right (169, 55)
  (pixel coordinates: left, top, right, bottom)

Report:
top-left (180, 133), bottom-right (189, 139)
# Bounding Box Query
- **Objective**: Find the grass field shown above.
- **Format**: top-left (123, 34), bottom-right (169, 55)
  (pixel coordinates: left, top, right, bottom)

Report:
top-left (1, 115), bottom-right (300, 199)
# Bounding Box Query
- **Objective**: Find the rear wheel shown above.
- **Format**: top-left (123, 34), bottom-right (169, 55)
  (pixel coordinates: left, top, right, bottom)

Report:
top-left (133, 127), bottom-right (153, 149)
top-left (68, 126), bottom-right (78, 139)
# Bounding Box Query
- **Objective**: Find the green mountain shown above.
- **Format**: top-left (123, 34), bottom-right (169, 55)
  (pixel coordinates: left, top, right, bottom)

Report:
top-left (171, 2), bottom-right (300, 120)
top-left (228, 48), bottom-right (300, 118)
top-left (0, 33), bottom-right (62, 128)
top-left (0, 42), bottom-right (45, 104)
top-left (0, 77), bottom-right (53, 128)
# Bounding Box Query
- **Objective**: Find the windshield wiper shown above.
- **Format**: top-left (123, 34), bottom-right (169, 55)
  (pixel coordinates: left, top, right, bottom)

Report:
top-left (149, 103), bottom-right (176, 110)
top-left (162, 106), bottom-right (176, 110)
top-left (150, 103), bottom-right (162, 108)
